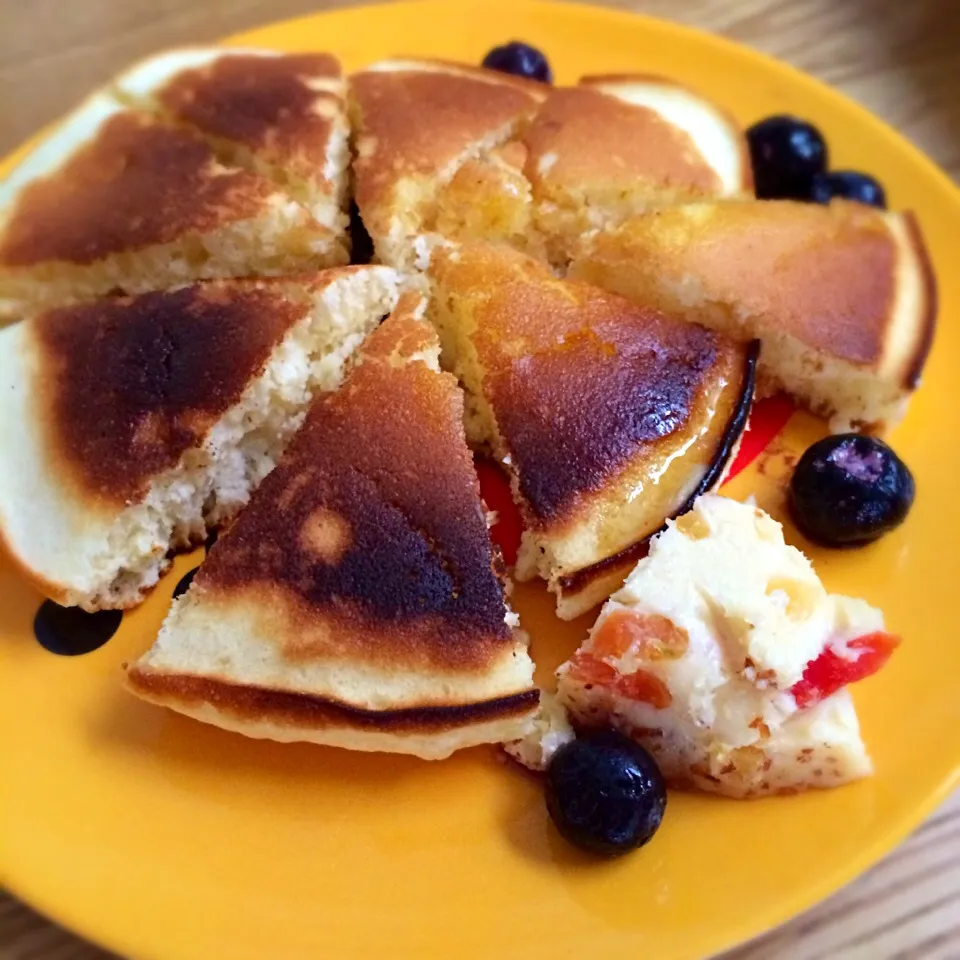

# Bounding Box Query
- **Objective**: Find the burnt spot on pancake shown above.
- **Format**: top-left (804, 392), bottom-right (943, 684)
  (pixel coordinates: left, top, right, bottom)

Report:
top-left (492, 317), bottom-right (721, 520)
top-left (197, 313), bottom-right (515, 672)
top-left (556, 341), bottom-right (759, 596)
top-left (126, 669), bottom-right (539, 733)
top-left (158, 54), bottom-right (342, 182)
top-left (0, 113), bottom-right (275, 267)
top-left (36, 283), bottom-right (306, 504)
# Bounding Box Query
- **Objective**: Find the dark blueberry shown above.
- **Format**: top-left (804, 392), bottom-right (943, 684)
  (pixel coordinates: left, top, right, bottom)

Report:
top-left (481, 42), bottom-right (552, 84)
top-left (34, 601), bottom-right (122, 656)
top-left (545, 730), bottom-right (666, 857)
top-left (349, 200), bottom-right (375, 265)
top-left (172, 568), bottom-right (198, 599)
top-left (747, 115), bottom-right (828, 200)
top-left (205, 527), bottom-right (219, 551)
top-left (790, 434), bottom-right (915, 546)
top-left (808, 170), bottom-right (886, 209)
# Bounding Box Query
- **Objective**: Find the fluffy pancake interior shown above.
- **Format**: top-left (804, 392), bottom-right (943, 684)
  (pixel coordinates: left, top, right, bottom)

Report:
top-left (125, 298), bottom-right (538, 759)
top-left (0, 267), bottom-right (400, 610)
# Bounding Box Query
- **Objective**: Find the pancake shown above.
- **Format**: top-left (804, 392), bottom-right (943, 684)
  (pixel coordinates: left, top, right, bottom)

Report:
top-left (427, 241), bottom-right (757, 619)
top-left (571, 199), bottom-right (936, 432)
top-left (349, 62), bottom-right (750, 270)
top-left (113, 48), bottom-right (350, 257)
top-left (124, 297), bottom-right (538, 760)
top-left (0, 92), bottom-right (339, 318)
top-left (349, 59), bottom-right (547, 267)
top-left (524, 76), bottom-right (752, 264)
top-left (0, 266), bottom-right (401, 610)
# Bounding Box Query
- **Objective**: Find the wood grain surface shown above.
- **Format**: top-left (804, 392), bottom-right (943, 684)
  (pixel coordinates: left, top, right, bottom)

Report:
top-left (0, 2), bottom-right (957, 959)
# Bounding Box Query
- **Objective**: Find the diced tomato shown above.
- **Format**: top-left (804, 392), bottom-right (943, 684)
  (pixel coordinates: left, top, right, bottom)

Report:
top-left (593, 611), bottom-right (641, 658)
top-left (593, 610), bottom-right (690, 661)
top-left (790, 632), bottom-right (901, 709)
top-left (474, 456), bottom-right (524, 566)
top-left (568, 652), bottom-right (619, 686)
top-left (569, 652), bottom-right (672, 709)
top-left (617, 670), bottom-right (673, 709)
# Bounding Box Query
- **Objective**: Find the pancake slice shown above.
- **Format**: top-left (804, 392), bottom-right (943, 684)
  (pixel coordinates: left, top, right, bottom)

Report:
top-left (571, 199), bottom-right (936, 432)
top-left (0, 266), bottom-right (401, 610)
top-left (124, 296), bottom-right (538, 760)
top-left (427, 242), bottom-right (757, 619)
top-left (524, 76), bottom-right (752, 264)
top-left (113, 48), bottom-right (350, 260)
top-left (0, 93), bottom-right (339, 317)
top-left (349, 59), bottom-right (547, 267)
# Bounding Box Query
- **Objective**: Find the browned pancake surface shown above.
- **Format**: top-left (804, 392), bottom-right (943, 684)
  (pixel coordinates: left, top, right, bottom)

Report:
top-left (524, 85), bottom-right (722, 195)
top-left (491, 306), bottom-right (722, 520)
top-left (37, 282), bottom-right (306, 504)
top-left (593, 201), bottom-right (902, 366)
top-left (195, 303), bottom-right (514, 674)
top-left (127, 671), bottom-right (539, 733)
top-left (350, 66), bottom-right (544, 215)
top-left (158, 53), bottom-right (342, 182)
top-left (433, 244), bottom-right (738, 523)
top-left (0, 113), bottom-right (274, 267)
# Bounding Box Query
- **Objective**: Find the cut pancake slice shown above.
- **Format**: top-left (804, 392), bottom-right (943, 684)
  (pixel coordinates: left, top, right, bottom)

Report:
top-left (349, 59), bottom-right (547, 268)
top-left (113, 48), bottom-right (350, 260)
top-left (571, 199), bottom-right (936, 432)
top-left (124, 296), bottom-right (538, 760)
top-left (524, 75), bottom-right (752, 264)
top-left (557, 495), bottom-right (892, 797)
top-left (0, 92), bottom-right (339, 317)
top-left (428, 242), bottom-right (757, 620)
top-left (0, 266), bottom-right (401, 610)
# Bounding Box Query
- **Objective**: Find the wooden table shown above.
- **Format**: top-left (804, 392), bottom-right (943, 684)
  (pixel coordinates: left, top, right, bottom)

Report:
top-left (1, 1), bottom-right (957, 957)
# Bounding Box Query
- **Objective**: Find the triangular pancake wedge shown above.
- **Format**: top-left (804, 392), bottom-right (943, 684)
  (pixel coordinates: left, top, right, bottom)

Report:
top-left (349, 59), bottom-right (547, 268)
top-left (0, 266), bottom-right (401, 610)
top-left (428, 242), bottom-right (757, 620)
top-left (113, 48), bottom-right (350, 259)
top-left (0, 92), bottom-right (340, 318)
top-left (125, 297), bottom-right (538, 760)
top-left (523, 75), bottom-right (752, 264)
top-left (571, 199), bottom-right (936, 432)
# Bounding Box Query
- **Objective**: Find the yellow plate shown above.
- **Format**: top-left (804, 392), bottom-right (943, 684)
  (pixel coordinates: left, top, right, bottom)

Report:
top-left (2, 2), bottom-right (958, 958)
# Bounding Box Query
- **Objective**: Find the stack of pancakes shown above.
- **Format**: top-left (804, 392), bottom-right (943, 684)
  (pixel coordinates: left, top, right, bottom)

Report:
top-left (0, 49), bottom-right (936, 763)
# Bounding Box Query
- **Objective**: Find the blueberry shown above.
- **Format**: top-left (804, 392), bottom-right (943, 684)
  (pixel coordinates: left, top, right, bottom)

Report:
top-left (809, 170), bottom-right (886, 209)
top-left (747, 115), bottom-right (828, 200)
top-left (545, 730), bottom-right (666, 857)
top-left (482, 42), bottom-right (552, 84)
top-left (790, 434), bottom-right (915, 547)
